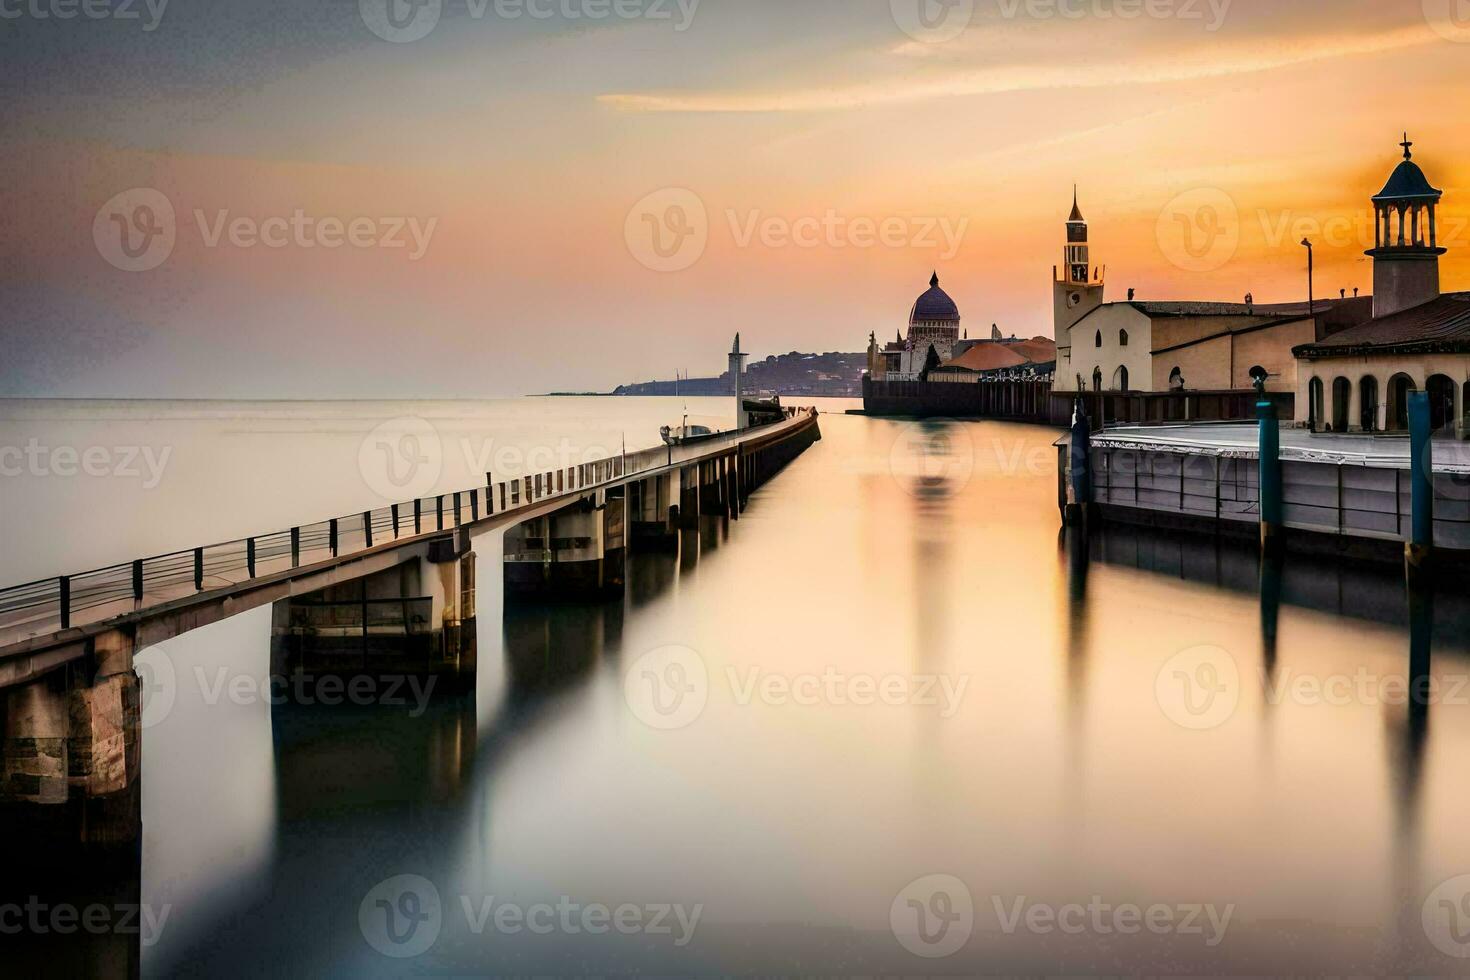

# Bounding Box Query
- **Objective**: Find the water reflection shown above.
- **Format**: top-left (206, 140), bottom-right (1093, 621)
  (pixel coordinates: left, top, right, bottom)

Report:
top-left (16, 411), bottom-right (1470, 975)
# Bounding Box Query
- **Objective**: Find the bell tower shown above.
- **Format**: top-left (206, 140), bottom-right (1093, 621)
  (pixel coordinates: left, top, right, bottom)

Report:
top-left (1367, 134), bottom-right (1445, 319)
top-left (1053, 188), bottom-right (1106, 390)
top-left (1065, 186), bottom-right (1093, 285)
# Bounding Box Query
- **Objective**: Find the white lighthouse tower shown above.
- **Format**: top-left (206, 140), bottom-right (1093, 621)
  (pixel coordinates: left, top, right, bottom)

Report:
top-left (729, 333), bottom-right (749, 429)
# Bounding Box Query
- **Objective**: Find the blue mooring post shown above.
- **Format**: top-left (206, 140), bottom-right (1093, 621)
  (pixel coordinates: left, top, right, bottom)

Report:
top-left (1257, 398), bottom-right (1284, 555)
top-left (1065, 397), bottom-right (1092, 526)
top-left (1407, 390), bottom-right (1434, 580)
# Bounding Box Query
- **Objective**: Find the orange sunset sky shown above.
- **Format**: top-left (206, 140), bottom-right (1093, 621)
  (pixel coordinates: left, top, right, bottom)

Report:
top-left (4, 0), bottom-right (1470, 396)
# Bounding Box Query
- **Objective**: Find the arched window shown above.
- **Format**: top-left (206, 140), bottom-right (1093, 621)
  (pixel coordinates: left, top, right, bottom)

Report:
top-left (1427, 375), bottom-right (1457, 432)
top-left (1308, 377), bottom-right (1324, 431)
top-left (1119, 329), bottom-right (1129, 347)
top-left (1095, 330), bottom-right (1103, 349)
top-left (1387, 374), bottom-right (1416, 431)
top-left (1092, 367), bottom-right (1103, 392)
top-left (1113, 366), bottom-right (1129, 391)
top-left (1168, 367), bottom-right (1184, 391)
top-left (1359, 376), bottom-right (1380, 432)
top-left (1331, 377), bottom-right (1352, 433)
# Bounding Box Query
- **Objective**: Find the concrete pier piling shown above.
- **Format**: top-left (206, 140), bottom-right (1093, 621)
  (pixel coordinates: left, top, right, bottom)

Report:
top-left (1064, 398), bottom-right (1093, 526)
top-left (1257, 398), bottom-right (1285, 556)
top-left (1406, 391), bottom-right (1435, 582)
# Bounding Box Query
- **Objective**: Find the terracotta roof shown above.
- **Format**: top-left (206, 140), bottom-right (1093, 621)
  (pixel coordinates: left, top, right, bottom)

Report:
top-left (1295, 292), bottom-right (1470, 358)
top-left (1005, 338), bottom-right (1058, 363)
top-left (938, 345), bottom-right (1026, 373)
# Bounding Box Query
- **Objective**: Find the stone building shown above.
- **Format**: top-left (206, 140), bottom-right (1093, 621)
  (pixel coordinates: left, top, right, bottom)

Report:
top-left (1293, 138), bottom-right (1470, 434)
top-left (870, 272), bottom-right (963, 381)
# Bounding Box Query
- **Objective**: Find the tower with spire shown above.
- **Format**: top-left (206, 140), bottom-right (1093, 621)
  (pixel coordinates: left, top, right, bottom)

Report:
top-left (1064, 186), bottom-right (1096, 286)
top-left (1053, 188), bottom-right (1107, 388)
top-left (1366, 133), bottom-right (1445, 319)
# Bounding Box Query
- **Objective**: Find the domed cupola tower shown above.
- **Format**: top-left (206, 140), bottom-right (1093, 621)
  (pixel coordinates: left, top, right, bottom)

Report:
top-left (900, 272), bottom-right (962, 375)
top-left (1368, 135), bottom-right (1446, 318)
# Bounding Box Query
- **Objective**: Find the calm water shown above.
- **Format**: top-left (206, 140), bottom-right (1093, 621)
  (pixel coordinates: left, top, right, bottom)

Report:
top-left (5, 398), bottom-right (1470, 975)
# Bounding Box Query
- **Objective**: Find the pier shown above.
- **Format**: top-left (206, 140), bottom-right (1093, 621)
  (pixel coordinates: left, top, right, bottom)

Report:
top-left (0, 409), bottom-right (821, 829)
top-left (1057, 413), bottom-right (1470, 559)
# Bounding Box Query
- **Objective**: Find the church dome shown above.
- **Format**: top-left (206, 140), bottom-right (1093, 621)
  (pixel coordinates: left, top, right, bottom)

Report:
top-left (1374, 139), bottom-right (1442, 202)
top-left (910, 272), bottom-right (961, 323)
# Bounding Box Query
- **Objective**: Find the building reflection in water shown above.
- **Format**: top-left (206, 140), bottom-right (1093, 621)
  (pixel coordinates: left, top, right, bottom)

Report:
top-left (905, 420), bottom-right (957, 677)
top-left (1064, 515), bottom-right (1459, 965)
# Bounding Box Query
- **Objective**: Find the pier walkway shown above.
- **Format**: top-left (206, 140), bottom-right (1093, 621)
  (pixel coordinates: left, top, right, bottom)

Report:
top-left (0, 408), bottom-right (822, 687)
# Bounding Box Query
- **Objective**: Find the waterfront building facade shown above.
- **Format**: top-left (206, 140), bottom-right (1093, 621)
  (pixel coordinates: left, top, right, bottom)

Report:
top-left (1293, 139), bottom-right (1470, 434)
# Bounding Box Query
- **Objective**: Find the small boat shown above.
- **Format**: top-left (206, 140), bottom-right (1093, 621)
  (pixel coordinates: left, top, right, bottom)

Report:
top-left (743, 392), bottom-right (788, 426)
top-left (661, 413), bottom-right (717, 446)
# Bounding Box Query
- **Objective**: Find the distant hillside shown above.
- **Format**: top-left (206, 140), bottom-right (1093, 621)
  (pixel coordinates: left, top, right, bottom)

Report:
top-left (613, 351), bottom-right (865, 397)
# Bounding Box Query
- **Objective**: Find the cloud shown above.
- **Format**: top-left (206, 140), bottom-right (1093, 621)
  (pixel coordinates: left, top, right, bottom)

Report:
top-left (598, 22), bottom-right (1439, 113)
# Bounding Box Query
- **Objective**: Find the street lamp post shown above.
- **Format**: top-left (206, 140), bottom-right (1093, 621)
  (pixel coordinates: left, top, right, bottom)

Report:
top-left (1301, 237), bottom-right (1315, 315)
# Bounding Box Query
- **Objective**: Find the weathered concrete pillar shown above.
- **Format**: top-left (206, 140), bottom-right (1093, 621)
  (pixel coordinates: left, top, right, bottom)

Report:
top-left (2, 673), bottom-right (70, 805)
top-left (630, 473), bottom-right (679, 552)
top-left (678, 465), bottom-right (700, 529)
top-left (504, 493), bottom-right (625, 600)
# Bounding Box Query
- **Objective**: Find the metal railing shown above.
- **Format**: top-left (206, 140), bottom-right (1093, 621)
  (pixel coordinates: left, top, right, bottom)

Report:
top-left (0, 408), bottom-right (817, 645)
